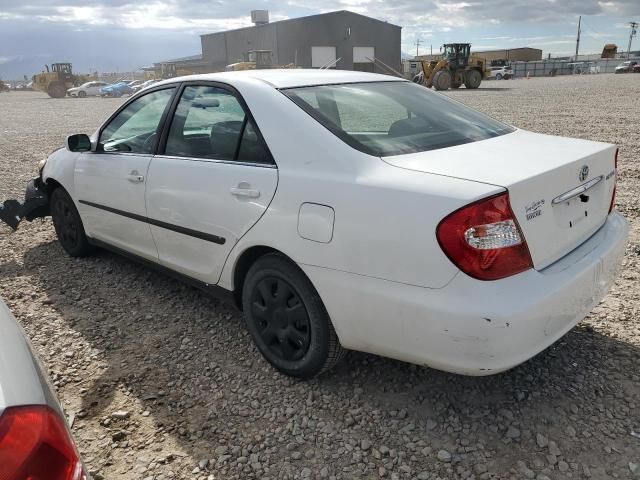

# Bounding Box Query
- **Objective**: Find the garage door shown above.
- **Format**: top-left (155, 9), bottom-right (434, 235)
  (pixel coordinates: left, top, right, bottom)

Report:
top-left (353, 46), bottom-right (375, 72)
top-left (311, 46), bottom-right (337, 68)
top-left (353, 47), bottom-right (375, 63)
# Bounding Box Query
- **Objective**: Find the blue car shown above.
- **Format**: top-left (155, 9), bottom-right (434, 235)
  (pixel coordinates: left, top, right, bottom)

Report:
top-left (100, 81), bottom-right (134, 97)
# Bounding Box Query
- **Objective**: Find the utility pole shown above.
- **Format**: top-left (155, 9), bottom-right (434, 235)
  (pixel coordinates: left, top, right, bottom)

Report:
top-left (575, 15), bottom-right (581, 60)
top-left (628, 21), bottom-right (638, 59)
top-left (430, 44), bottom-right (433, 55)
top-left (415, 38), bottom-right (421, 57)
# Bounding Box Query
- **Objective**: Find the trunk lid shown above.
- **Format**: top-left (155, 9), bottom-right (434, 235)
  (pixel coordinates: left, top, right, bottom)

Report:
top-left (383, 129), bottom-right (617, 270)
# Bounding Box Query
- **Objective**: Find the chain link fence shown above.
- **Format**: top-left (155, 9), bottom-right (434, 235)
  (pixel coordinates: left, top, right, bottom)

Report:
top-left (511, 57), bottom-right (640, 77)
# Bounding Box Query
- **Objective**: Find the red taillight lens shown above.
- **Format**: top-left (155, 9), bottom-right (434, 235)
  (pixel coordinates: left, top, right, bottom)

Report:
top-left (0, 405), bottom-right (83, 480)
top-left (609, 148), bottom-right (618, 214)
top-left (436, 192), bottom-right (533, 281)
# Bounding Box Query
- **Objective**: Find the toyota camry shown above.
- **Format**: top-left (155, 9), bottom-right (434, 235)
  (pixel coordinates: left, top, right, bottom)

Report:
top-left (1, 70), bottom-right (628, 378)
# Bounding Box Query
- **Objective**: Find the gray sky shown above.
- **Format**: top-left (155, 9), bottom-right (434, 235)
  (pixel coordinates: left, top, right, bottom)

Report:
top-left (1, 1), bottom-right (638, 79)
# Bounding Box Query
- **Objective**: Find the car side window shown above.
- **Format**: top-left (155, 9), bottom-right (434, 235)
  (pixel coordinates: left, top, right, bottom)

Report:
top-left (99, 88), bottom-right (175, 154)
top-left (165, 85), bottom-right (272, 164)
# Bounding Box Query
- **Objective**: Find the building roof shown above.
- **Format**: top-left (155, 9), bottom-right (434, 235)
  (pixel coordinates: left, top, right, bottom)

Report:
top-left (200, 10), bottom-right (401, 39)
top-left (152, 68), bottom-right (405, 89)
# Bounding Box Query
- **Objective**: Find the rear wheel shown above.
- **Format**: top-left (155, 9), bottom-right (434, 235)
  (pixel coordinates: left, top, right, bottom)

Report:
top-left (242, 253), bottom-right (345, 378)
top-left (50, 188), bottom-right (94, 257)
top-left (465, 69), bottom-right (482, 89)
top-left (433, 70), bottom-right (452, 91)
top-left (47, 82), bottom-right (66, 98)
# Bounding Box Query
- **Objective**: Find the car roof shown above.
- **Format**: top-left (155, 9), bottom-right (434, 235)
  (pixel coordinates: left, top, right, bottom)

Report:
top-left (154, 69), bottom-right (406, 90)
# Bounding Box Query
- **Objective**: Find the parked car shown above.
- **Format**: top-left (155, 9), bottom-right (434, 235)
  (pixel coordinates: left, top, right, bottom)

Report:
top-left (614, 60), bottom-right (638, 73)
top-left (0, 298), bottom-right (86, 479)
top-left (67, 81), bottom-right (109, 97)
top-left (100, 81), bottom-right (134, 97)
top-left (489, 66), bottom-right (513, 80)
top-left (8, 70), bottom-right (628, 378)
top-left (132, 79), bottom-right (158, 93)
top-left (127, 80), bottom-right (144, 89)
top-left (633, 63), bottom-right (640, 73)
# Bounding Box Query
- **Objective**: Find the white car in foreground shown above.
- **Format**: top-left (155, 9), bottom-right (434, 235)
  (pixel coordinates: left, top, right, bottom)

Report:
top-left (6, 70), bottom-right (627, 378)
top-left (67, 81), bottom-right (109, 97)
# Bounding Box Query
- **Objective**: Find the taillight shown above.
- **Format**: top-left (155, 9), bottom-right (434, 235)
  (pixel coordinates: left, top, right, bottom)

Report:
top-left (436, 192), bottom-right (533, 281)
top-left (609, 148), bottom-right (618, 214)
top-left (0, 405), bottom-right (83, 480)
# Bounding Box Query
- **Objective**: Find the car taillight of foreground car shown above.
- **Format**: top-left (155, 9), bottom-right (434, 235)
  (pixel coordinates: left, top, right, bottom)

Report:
top-left (0, 405), bottom-right (84, 480)
top-left (437, 192), bottom-right (533, 280)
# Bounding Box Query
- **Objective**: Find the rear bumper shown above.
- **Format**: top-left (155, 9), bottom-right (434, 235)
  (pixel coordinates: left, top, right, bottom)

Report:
top-left (302, 212), bottom-right (628, 375)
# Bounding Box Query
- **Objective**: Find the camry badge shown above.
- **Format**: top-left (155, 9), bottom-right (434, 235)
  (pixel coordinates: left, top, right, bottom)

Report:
top-left (579, 165), bottom-right (589, 182)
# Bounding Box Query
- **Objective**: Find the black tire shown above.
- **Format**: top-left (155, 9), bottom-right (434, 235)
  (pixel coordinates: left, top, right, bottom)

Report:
top-left (50, 188), bottom-right (94, 257)
top-left (78, 90), bottom-right (87, 98)
top-left (47, 82), bottom-right (66, 98)
top-left (433, 70), bottom-right (451, 91)
top-left (242, 253), bottom-right (345, 378)
top-left (465, 69), bottom-right (482, 89)
top-left (495, 73), bottom-right (502, 80)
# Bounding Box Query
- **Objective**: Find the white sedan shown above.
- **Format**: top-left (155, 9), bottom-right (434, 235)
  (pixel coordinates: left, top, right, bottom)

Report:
top-left (6, 70), bottom-right (628, 378)
top-left (67, 81), bottom-right (109, 97)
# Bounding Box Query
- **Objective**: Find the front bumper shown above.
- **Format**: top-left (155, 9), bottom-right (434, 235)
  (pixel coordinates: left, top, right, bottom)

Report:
top-left (302, 212), bottom-right (629, 375)
top-left (0, 177), bottom-right (50, 230)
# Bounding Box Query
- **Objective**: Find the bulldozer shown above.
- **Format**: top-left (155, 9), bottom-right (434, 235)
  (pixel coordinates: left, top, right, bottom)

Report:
top-left (32, 63), bottom-right (94, 98)
top-left (413, 43), bottom-right (488, 91)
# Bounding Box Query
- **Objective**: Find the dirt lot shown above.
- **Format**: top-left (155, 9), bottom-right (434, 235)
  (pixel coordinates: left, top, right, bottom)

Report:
top-left (0, 74), bottom-right (638, 480)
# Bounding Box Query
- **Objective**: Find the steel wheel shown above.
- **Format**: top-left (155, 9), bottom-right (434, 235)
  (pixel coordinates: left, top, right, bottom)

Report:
top-left (251, 277), bottom-right (311, 362)
top-left (242, 253), bottom-right (346, 378)
top-left (52, 195), bottom-right (80, 250)
top-left (50, 188), bottom-right (94, 257)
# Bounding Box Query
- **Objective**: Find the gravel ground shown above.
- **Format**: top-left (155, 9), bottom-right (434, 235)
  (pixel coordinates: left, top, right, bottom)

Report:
top-left (0, 74), bottom-right (638, 480)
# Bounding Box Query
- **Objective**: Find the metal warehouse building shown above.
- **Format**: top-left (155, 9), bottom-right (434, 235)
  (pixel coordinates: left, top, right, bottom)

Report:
top-left (198, 10), bottom-right (402, 73)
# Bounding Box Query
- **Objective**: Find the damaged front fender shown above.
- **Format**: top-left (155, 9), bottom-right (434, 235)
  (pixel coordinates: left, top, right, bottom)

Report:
top-left (0, 177), bottom-right (50, 231)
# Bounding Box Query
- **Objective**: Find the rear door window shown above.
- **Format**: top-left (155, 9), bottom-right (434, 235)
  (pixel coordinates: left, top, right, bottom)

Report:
top-left (164, 85), bottom-right (273, 164)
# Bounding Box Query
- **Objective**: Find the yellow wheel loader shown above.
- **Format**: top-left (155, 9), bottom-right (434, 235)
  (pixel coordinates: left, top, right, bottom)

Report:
top-left (32, 63), bottom-right (94, 98)
top-left (413, 43), bottom-right (487, 91)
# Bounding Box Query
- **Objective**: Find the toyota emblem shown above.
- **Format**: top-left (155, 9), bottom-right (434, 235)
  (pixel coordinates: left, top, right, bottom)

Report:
top-left (579, 165), bottom-right (589, 182)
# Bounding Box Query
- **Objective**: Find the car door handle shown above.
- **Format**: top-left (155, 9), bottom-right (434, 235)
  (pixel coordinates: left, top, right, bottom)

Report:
top-left (230, 187), bottom-right (260, 198)
top-left (127, 170), bottom-right (144, 183)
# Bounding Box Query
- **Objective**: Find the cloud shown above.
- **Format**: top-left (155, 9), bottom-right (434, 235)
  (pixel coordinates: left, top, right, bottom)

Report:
top-left (0, 0), bottom-right (638, 78)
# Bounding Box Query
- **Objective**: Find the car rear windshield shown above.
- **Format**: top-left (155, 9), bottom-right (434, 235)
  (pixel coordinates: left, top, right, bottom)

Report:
top-left (283, 81), bottom-right (514, 157)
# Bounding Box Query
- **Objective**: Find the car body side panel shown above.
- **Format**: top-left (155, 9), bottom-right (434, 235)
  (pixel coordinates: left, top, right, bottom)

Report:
top-left (0, 300), bottom-right (46, 410)
top-left (212, 78), bottom-right (503, 290)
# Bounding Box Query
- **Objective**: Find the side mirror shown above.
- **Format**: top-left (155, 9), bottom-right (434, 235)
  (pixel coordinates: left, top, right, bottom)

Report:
top-left (66, 134), bottom-right (92, 152)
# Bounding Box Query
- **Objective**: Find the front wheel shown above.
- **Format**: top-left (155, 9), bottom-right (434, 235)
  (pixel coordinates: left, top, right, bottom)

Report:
top-left (78, 90), bottom-right (87, 98)
top-left (465, 69), bottom-right (482, 89)
top-left (495, 73), bottom-right (502, 80)
top-left (242, 254), bottom-right (345, 378)
top-left (50, 188), bottom-right (94, 257)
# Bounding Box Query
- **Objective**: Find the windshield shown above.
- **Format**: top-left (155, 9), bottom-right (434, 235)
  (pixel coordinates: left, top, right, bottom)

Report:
top-left (283, 81), bottom-right (514, 157)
